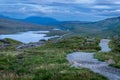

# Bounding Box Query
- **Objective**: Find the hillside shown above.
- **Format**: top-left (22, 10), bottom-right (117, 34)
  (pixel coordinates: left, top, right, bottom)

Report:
top-left (53, 16), bottom-right (120, 37)
top-left (0, 15), bottom-right (120, 37)
top-left (0, 18), bottom-right (52, 34)
top-left (19, 16), bottom-right (59, 25)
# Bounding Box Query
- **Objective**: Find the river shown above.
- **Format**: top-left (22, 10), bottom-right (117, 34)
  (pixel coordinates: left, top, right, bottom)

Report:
top-left (67, 39), bottom-right (120, 80)
top-left (99, 39), bottom-right (111, 52)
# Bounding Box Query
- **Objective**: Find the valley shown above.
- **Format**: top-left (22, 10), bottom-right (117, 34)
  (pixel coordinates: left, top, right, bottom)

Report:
top-left (0, 15), bottom-right (120, 80)
top-left (1, 16), bottom-right (120, 37)
top-left (1, 0), bottom-right (120, 80)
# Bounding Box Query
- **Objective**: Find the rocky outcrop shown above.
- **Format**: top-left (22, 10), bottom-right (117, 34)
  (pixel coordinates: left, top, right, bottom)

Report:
top-left (0, 44), bottom-right (10, 48)
top-left (0, 39), bottom-right (10, 44)
top-left (107, 59), bottom-right (116, 65)
top-left (16, 41), bottom-right (45, 49)
top-left (0, 39), bottom-right (10, 48)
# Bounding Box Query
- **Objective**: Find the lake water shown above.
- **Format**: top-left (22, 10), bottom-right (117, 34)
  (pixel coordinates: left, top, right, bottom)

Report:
top-left (0, 31), bottom-right (58, 43)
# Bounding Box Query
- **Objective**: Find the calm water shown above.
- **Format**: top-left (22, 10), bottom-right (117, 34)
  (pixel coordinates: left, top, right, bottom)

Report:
top-left (0, 31), bottom-right (57, 43)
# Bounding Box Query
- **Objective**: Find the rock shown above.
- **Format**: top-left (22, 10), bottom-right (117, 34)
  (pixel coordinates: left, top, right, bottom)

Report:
top-left (0, 39), bottom-right (10, 44)
top-left (71, 61), bottom-right (82, 68)
top-left (0, 44), bottom-right (10, 48)
top-left (107, 59), bottom-right (115, 64)
top-left (16, 41), bottom-right (45, 49)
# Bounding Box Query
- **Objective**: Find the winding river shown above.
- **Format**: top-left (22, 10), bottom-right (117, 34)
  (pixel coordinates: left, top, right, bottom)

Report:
top-left (67, 39), bottom-right (120, 80)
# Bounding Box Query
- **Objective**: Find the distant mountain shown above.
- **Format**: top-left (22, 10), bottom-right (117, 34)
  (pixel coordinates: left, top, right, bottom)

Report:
top-left (0, 18), bottom-right (52, 34)
top-left (0, 15), bottom-right (9, 18)
top-left (0, 14), bottom-right (120, 37)
top-left (53, 16), bottom-right (120, 37)
top-left (20, 16), bottom-right (60, 25)
top-left (94, 16), bottom-right (120, 29)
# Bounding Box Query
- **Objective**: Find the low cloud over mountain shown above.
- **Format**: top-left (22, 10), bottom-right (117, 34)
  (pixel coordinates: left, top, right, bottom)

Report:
top-left (0, 0), bottom-right (120, 21)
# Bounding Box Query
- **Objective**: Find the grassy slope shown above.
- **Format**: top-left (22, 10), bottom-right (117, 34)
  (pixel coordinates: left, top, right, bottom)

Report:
top-left (94, 52), bottom-right (120, 68)
top-left (0, 37), bottom-right (108, 80)
top-left (53, 17), bottom-right (120, 37)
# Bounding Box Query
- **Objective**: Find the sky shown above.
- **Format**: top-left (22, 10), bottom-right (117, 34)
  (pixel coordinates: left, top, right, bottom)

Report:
top-left (0, 0), bottom-right (120, 21)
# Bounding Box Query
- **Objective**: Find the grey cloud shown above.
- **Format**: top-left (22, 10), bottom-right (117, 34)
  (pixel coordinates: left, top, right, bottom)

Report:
top-left (0, 0), bottom-right (120, 21)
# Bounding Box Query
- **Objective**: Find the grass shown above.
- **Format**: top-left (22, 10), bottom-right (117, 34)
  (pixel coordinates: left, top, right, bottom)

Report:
top-left (94, 52), bottom-right (120, 68)
top-left (46, 30), bottom-right (70, 36)
top-left (49, 36), bottom-right (101, 51)
top-left (0, 36), bottom-right (108, 80)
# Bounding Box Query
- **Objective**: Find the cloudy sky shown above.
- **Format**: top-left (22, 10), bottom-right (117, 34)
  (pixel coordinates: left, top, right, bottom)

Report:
top-left (0, 0), bottom-right (120, 21)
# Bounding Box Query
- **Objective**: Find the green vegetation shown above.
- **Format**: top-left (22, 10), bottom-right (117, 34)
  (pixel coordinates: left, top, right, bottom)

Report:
top-left (46, 30), bottom-right (70, 36)
top-left (94, 35), bottom-right (120, 68)
top-left (110, 35), bottom-right (120, 52)
top-left (0, 37), bottom-right (107, 80)
top-left (51, 36), bottom-right (100, 52)
top-left (94, 52), bottom-right (120, 68)
top-left (4, 38), bottom-right (22, 44)
top-left (0, 38), bottom-right (22, 51)
top-left (53, 17), bottom-right (120, 37)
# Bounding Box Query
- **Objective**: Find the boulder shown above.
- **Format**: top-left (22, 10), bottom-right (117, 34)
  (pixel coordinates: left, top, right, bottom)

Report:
top-left (107, 59), bottom-right (115, 64)
top-left (0, 44), bottom-right (10, 48)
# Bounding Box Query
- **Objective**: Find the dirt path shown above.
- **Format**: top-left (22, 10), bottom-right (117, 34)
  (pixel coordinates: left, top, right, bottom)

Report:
top-left (67, 39), bottom-right (120, 80)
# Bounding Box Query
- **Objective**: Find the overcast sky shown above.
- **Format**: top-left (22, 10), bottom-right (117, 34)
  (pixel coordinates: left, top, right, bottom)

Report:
top-left (0, 0), bottom-right (120, 21)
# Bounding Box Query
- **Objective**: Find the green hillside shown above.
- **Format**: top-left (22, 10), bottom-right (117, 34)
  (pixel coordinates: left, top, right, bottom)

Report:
top-left (0, 18), bottom-right (52, 34)
top-left (54, 17), bottom-right (120, 37)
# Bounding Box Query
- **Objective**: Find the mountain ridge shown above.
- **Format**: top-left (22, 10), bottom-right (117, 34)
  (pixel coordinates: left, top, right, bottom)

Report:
top-left (0, 15), bottom-right (120, 37)
top-left (18, 16), bottom-right (60, 25)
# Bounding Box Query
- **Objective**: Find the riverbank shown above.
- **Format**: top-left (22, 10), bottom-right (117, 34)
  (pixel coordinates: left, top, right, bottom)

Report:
top-left (95, 36), bottom-right (120, 68)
